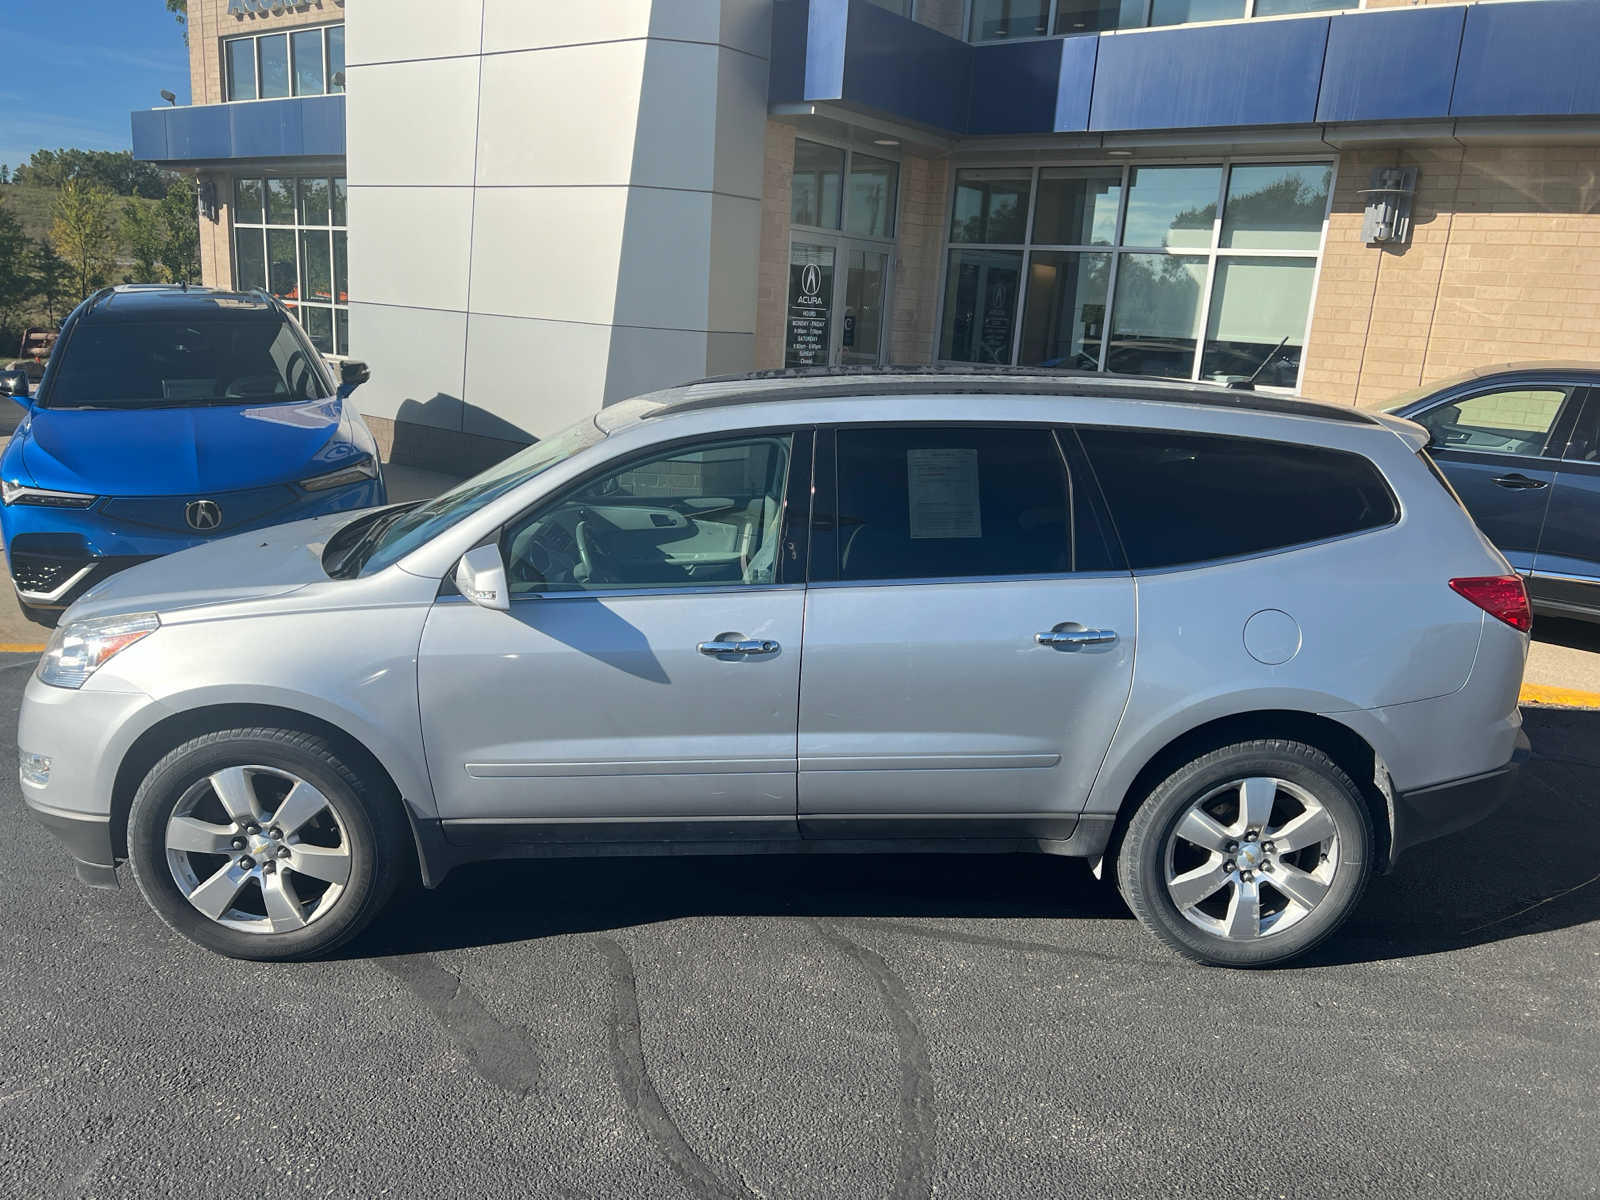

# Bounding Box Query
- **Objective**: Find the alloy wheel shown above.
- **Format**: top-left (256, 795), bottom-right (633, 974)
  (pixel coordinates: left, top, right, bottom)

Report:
top-left (1162, 776), bottom-right (1340, 941)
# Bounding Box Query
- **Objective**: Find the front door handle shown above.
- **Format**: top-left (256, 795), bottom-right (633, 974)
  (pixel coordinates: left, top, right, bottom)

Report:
top-left (1036, 628), bottom-right (1118, 649)
top-left (697, 635), bottom-right (780, 657)
top-left (1493, 473), bottom-right (1549, 491)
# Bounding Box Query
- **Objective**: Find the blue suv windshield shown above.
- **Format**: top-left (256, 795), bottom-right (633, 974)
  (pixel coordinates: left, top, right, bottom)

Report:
top-left (44, 318), bottom-right (328, 409)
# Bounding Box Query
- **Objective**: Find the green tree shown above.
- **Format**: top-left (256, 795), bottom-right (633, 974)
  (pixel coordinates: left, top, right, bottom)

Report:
top-left (0, 199), bottom-right (33, 346)
top-left (156, 178), bottom-right (200, 285)
top-left (30, 239), bottom-right (73, 325)
top-left (122, 200), bottom-right (168, 283)
top-left (166, 1), bottom-right (188, 45)
top-left (50, 179), bottom-right (118, 301)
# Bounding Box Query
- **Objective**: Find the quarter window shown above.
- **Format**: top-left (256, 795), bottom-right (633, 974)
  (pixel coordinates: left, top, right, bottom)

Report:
top-left (1414, 388), bottom-right (1570, 458)
top-left (1077, 427), bottom-right (1397, 569)
top-left (233, 175), bottom-right (350, 356)
top-left (502, 436), bottom-right (797, 594)
top-left (829, 426), bottom-right (1108, 582)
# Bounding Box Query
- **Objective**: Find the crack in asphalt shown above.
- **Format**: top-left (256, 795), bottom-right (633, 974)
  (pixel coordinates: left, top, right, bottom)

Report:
top-left (855, 917), bottom-right (1174, 971)
top-left (592, 935), bottom-right (757, 1200)
top-left (377, 953), bottom-right (542, 1097)
top-left (815, 921), bottom-right (936, 1200)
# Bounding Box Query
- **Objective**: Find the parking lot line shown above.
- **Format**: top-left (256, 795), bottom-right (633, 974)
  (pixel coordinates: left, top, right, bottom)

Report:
top-left (0, 642), bottom-right (45, 654)
top-left (1519, 682), bottom-right (1600, 710)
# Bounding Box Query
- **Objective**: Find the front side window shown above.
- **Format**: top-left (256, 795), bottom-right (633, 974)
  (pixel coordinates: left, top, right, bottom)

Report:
top-left (503, 436), bottom-right (796, 594)
top-left (1414, 388), bottom-right (1571, 458)
top-left (234, 175), bottom-right (350, 355)
top-left (1077, 427), bottom-right (1398, 569)
top-left (831, 426), bottom-right (1088, 582)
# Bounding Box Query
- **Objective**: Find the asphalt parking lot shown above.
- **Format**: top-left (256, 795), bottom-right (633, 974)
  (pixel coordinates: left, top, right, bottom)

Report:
top-left (0, 657), bottom-right (1596, 1198)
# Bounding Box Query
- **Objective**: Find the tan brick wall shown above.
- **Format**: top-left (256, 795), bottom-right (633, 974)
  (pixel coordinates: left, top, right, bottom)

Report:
top-left (913, 0), bottom-right (966, 38)
top-left (187, 0), bottom-right (345, 105)
top-left (197, 171), bottom-right (234, 290)
top-left (890, 152), bottom-right (949, 364)
top-left (1303, 144), bottom-right (1600, 407)
top-left (755, 122), bottom-right (798, 369)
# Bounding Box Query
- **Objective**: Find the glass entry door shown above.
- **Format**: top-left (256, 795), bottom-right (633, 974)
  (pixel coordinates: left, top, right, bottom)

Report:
top-left (786, 238), bottom-right (892, 367)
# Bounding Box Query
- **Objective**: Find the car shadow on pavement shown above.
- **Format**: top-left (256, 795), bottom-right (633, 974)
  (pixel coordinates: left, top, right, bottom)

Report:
top-left (348, 706), bottom-right (1600, 968)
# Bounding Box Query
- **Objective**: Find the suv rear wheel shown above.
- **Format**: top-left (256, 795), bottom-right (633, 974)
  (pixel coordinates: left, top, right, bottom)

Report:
top-left (1116, 739), bottom-right (1374, 967)
top-left (127, 728), bottom-right (407, 961)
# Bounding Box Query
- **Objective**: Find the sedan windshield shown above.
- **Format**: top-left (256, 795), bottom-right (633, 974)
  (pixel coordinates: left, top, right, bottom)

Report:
top-left (45, 318), bottom-right (328, 409)
top-left (353, 416), bottom-right (606, 576)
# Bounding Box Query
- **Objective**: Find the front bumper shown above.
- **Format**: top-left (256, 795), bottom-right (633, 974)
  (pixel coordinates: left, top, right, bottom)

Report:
top-left (23, 796), bottom-right (119, 887)
top-left (1391, 729), bottom-right (1533, 864)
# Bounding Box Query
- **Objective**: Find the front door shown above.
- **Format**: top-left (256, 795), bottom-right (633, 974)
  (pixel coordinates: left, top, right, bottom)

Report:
top-left (797, 425), bottom-right (1136, 838)
top-left (418, 431), bottom-right (811, 840)
top-left (786, 239), bottom-right (892, 367)
top-left (1411, 384), bottom-right (1582, 574)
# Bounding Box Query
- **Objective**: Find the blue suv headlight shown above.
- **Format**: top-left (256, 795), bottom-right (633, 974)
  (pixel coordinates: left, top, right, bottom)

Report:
top-left (299, 458), bottom-right (378, 492)
top-left (1, 481), bottom-right (97, 507)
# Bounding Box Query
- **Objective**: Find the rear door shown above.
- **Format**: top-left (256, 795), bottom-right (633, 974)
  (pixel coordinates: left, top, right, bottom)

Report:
top-left (1531, 387), bottom-right (1600, 617)
top-left (1409, 383), bottom-right (1582, 573)
top-left (796, 424), bottom-right (1135, 839)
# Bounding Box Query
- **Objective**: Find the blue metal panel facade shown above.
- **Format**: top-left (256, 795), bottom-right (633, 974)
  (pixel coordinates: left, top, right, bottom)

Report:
top-left (1053, 35), bottom-right (1098, 134)
top-left (1317, 6), bottom-right (1465, 124)
top-left (1452, 0), bottom-right (1600, 118)
top-left (1087, 19), bottom-right (1328, 132)
top-left (130, 96), bottom-right (346, 165)
top-left (969, 40), bottom-right (1062, 135)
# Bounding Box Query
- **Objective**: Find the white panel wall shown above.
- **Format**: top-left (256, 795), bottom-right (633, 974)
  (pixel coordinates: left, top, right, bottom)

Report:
top-left (345, 0), bottom-right (772, 447)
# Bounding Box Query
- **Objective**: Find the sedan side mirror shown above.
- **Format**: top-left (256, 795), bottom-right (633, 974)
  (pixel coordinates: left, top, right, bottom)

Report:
top-left (455, 543), bottom-right (511, 612)
top-left (338, 359), bottom-right (371, 398)
top-left (0, 369), bottom-right (29, 405)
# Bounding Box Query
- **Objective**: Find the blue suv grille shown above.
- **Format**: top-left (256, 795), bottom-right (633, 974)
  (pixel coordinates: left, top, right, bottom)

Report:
top-left (99, 484), bottom-right (300, 535)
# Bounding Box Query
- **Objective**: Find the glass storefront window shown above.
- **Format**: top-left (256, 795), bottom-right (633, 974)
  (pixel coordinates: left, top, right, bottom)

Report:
top-left (266, 178), bottom-right (295, 225)
top-left (292, 29), bottom-right (325, 97)
top-left (327, 26), bottom-right (346, 92)
top-left (1033, 167), bottom-right (1122, 246)
top-left (235, 229), bottom-right (266, 292)
top-left (1253, 0), bottom-right (1347, 13)
top-left (970, 0), bottom-right (1051, 39)
top-left (951, 170), bottom-right (1031, 245)
top-left (266, 230), bottom-right (297, 300)
top-left (234, 177), bottom-right (263, 225)
top-left (1149, 0), bottom-right (1245, 25)
top-left (1200, 257), bottom-right (1316, 387)
top-left (1054, 0), bottom-right (1147, 34)
top-left (793, 140), bottom-right (845, 230)
top-left (226, 38), bottom-right (257, 101)
top-left (940, 249), bottom-right (1024, 364)
top-left (257, 35), bottom-right (290, 100)
top-left (235, 176), bottom-right (352, 356)
top-left (1019, 251), bottom-right (1112, 369)
top-left (1122, 166), bottom-right (1220, 250)
top-left (1107, 253), bottom-right (1208, 378)
top-left (299, 178), bottom-right (331, 227)
top-left (1219, 163), bottom-right (1331, 250)
top-left (845, 153), bottom-right (899, 240)
top-left (332, 178), bottom-right (348, 226)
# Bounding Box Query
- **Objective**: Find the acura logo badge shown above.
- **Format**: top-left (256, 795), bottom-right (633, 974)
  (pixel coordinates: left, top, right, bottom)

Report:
top-left (186, 499), bottom-right (223, 531)
top-left (800, 263), bottom-right (822, 300)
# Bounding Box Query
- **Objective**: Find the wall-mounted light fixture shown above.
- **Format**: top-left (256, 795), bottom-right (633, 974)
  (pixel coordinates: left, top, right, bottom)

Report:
top-left (1359, 166), bottom-right (1418, 246)
top-left (159, 89), bottom-right (177, 106)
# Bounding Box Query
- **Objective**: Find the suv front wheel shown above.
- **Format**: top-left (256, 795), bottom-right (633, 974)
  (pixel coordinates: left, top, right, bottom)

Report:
top-left (127, 728), bottom-right (407, 961)
top-left (1117, 739), bottom-right (1374, 968)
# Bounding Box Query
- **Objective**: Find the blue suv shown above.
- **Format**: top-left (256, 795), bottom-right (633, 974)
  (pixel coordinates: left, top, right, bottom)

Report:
top-left (0, 286), bottom-right (385, 624)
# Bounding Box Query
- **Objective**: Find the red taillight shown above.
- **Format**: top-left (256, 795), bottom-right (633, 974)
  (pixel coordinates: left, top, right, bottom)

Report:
top-left (1449, 575), bottom-right (1531, 632)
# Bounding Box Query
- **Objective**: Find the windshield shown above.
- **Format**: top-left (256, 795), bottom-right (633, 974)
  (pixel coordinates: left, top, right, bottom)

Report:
top-left (45, 318), bottom-right (328, 409)
top-left (355, 416), bottom-right (606, 575)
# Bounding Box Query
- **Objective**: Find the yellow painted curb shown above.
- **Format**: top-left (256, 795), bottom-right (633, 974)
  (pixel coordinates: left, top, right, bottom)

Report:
top-left (1521, 682), bottom-right (1600, 710)
top-left (0, 642), bottom-right (45, 654)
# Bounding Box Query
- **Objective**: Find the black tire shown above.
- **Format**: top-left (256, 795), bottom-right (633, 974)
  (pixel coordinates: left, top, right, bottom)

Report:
top-left (1116, 739), bottom-right (1374, 968)
top-left (127, 727), bottom-right (408, 961)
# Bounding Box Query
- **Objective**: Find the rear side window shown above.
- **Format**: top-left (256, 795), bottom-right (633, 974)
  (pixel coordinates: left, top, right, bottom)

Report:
top-left (46, 318), bottom-right (325, 409)
top-left (1077, 427), bottom-right (1398, 570)
top-left (827, 426), bottom-right (1114, 582)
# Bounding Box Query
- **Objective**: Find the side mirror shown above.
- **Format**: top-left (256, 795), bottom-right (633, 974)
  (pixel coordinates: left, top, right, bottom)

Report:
top-left (0, 370), bottom-right (29, 405)
top-left (337, 359), bottom-right (371, 398)
top-left (455, 543), bottom-right (511, 612)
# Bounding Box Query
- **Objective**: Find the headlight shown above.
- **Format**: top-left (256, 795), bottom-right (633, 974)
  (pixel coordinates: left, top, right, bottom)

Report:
top-left (38, 612), bottom-right (160, 689)
top-left (299, 458), bottom-right (377, 492)
top-left (1, 481), bottom-right (96, 507)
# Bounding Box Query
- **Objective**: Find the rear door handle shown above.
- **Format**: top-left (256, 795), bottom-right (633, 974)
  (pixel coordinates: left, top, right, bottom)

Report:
top-left (1492, 473), bottom-right (1549, 491)
top-left (697, 636), bottom-right (780, 657)
top-left (1036, 628), bottom-right (1118, 649)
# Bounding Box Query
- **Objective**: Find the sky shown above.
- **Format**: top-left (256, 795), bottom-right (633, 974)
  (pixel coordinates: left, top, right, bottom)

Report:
top-left (0, 1), bottom-right (190, 174)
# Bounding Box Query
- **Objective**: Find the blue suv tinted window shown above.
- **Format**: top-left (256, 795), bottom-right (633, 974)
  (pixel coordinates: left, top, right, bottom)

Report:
top-left (1077, 426), bottom-right (1397, 569)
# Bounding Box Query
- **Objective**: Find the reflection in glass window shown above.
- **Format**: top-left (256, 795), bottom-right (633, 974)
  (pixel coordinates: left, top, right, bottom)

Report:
top-left (299, 178), bottom-right (331, 227)
top-left (940, 249), bottom-right (1023, 363)
top-left (1054, 0), bottom-right (1148, 34)
top-left (1121, 166), bottom-right (1220, 249)
top-left (327, 26), bottom-right (345, 91)
top-left (236, 175), bottom-right (350, 355)
top-left (1253, 0), bottom-right (1347, 13)
top-left (292, 29), bottom-right (325, 97)
top-left (267, 230), bottom-right (297, 300)
top-left (1107, 253), bottom-right (1207, 378)
top-left (332, 177), bottom-right (348, 226)
top-left (951, 170), bottom-right (1031, 244)
top-left (333, 232), bottom-right (348, 305)
top-left (301, 306), bottom-right (333, 354)
top-left (792, 140), bottom-right (845, 229)
top-left (235, 230), bottom-right (266, 292)
top-left (845, 153), bottom-right (898, 240)
top-left (266, 178), bottom-right (295, 225)
top-left (1220, 164), bottom-right (1331, 250)
top-left (257, 34), bottom-right (290, 99)
top-left (1148, 0), bottom-right (1245, 25)
top-left (1033, 167), bottom-right (1122, 246)
top-left (1200, 257), bottom-right (1316, 387)
top-left (970, 0), bottom-right (1050, 39)
top-left (234, 178), bottom-right (263, 225)
top-left (226, 38), bottom-right (256, 101)
top-left (1019, 252), bottom-right (1111, 369)
top-left (300, 231), bottom-right (332, 304)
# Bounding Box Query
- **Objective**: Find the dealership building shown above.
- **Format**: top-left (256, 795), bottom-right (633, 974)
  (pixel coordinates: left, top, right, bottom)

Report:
top-left (134, 0), bottom-right (1600, 470)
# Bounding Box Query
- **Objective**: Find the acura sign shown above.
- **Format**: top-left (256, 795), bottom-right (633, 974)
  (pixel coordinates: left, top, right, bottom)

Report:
top-left (228, 0), bottom-right (341, 16)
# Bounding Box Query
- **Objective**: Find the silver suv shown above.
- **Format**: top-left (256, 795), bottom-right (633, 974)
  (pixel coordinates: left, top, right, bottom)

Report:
top-left (19, 372), bottom-right (1531, 967)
